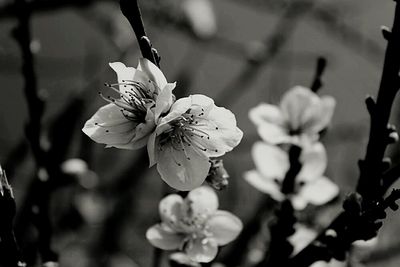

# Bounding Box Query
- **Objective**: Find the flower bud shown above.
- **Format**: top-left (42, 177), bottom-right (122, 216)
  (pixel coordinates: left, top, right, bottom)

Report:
top-left (206, 159), bottom-right (229, 190)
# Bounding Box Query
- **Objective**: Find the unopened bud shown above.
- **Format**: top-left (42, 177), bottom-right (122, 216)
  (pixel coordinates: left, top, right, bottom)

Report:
top-left (206, 159), bottom-right (229, 190)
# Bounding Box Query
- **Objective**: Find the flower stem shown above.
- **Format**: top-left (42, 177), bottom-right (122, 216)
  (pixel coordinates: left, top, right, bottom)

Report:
top-left (310, 57), bottom-right (327, 93)
top-left (120, 0), bottom-right (159, 66)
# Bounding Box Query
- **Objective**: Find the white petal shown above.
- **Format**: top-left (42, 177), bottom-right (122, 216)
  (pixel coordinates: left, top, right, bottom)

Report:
top-left (187, 186), bottom-right (218, 216)
top-left (244, 170), bottom-right (284, 201)
top-left (280, 86), bottom-right (319, 131)
top-left (297, 176), bottom-right (339, 207)
top-left (146, 223), bottom-right (183, 250)
top-left (159, 194), bottom-right (185, 231)
top-left (189, 94), bottom-right (215, 115)
top-left (251, 142), bottom-right (289, 181)
top-left (207, 210), bottom-right (242, 246)
top-left (138, 58), bottom-right (168, 89)
top-left (154, 82), bottom-right (176, 122)
top-left (157, 97), bottom-right (192, 130)
top-left (257, 123), bottom-right (291, 145)
top-left (353, 237), bottom-right (378, 248)
top-left (185, 237), bottom-right (218, 263)
top-left (109, 61), bottom-right (158, 97)
top-left (302, 96), bottom-right (336, 134)
top-left (249, 103), bottom-right (286, 128)
top-left (298, 142), bottom-right (327, 182)
top-left (187, 95), bottom-right (243, 157)
top-left (156, 143), bottom-right (211, 191)
top-left (109, 62), bottom-right (136, 92)
top-left (82, 103), bottom-right (150, 149)
top-left (288, 224), bottom-right (318, 255)
top-left (290, 195), bottom-right (308, 210)
top-left (147, 132), bottom-right (158, 167)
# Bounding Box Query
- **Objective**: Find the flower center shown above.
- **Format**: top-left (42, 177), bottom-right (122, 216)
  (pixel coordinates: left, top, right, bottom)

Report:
top-left (178, 203), bottom-right (213, 249)
top-left (99, 81), bottom-right (156, 124)
top-left (289, 127), bottom-right (302, 136)
top-left (158, 108), bottom-right (219, 166)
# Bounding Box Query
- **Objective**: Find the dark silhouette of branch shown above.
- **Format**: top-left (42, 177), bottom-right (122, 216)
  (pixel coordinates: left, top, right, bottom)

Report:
top-left (120, 0), bottom-right (159, 66)
top-left (0, 167), bottom-right (23, 267)
top-left (0, 0), bottom-right (114, 20)
top-left (12, 0), bottom-right (57, 264)
top-left (285, 3), bottom-right (400, 266)
top-left (310, 57), bottom-right (327, 93)
top-left (356, 2), bottom-right (400, 201)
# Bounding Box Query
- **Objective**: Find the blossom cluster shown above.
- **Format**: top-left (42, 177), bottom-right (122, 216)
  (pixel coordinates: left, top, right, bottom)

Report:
top-left (245, 86), bottom-right (339, 210)
top-left (82, 58), bottom-right (243, 191)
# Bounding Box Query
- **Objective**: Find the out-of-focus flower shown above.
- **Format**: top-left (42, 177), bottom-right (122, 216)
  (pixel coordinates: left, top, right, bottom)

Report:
top-left (42, 262), bottom-right (59, 267)
top-left (288, 224), bottom-right (317, 255)
top-left (244, 142), bottom-right (338, 210)
top-left (74, 192), bottom-right (108, 225)
top-left (182, 0), bottom-right (217, 39)
top-left (61, 158), bottom-right (99, 189)
top-left (148, 94), bottom-right (243, 191)
top-left (206, 159), bottom-right (229, 191)
top-left (288, 225), bottom-right (345, 267)
top-left (249, 86), bottom-right (335, 146)
top-left (146, 186), bottom-right (242, 263)
top-left (82, 58), bottom-right (176, 150)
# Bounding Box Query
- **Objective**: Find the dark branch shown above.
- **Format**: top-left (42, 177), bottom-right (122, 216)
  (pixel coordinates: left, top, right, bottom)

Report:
top-left (120, 0), bottom-right (158, 66)
top-left (357, 1), bottom-right (400, 201)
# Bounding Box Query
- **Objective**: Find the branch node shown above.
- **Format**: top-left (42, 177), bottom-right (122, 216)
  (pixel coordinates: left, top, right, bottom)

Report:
top-left (381, 25), bottom-right (392, 40)
top-left (365, 96), bottom-right (376, 116)
top-left (151, 48), bottom-right (161, 65)
top-left (381, 157), bottom-right (392, 172)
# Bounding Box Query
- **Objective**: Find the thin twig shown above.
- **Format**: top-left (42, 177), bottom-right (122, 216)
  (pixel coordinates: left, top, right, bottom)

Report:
top-left (120, 0), bottom-right (158, 66)
top-left (12, 0), bottom-right (57, 264)
top-left (287, 3), bottom-right (400, 266)
top-left (310, 57), bottom-right (327, 93)
top-left (357, 1), bottom-right (400, 201)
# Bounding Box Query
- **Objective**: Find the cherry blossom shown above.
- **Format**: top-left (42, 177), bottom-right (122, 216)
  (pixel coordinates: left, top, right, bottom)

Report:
top-left (82, 58), bottom-right (175, 150)
top-left (249, 86), bottom-right (335, 146)
top-left (146, 186), bottom-right (242, 263)
top-left (148, 94), bottom-right (243, 191)
top-left (244, 142), bottom-right (338, 210)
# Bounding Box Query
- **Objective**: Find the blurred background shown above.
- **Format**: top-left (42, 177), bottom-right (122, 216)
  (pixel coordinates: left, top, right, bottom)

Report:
top-left (1, 0), bottom-right (400, 266)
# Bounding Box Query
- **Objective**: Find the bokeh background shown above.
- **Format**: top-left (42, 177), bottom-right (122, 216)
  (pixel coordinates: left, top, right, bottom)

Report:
top-left (1, 0), bottom-right (400, 266)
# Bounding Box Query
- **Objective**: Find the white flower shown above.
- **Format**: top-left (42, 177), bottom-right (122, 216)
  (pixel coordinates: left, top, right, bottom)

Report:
top-left (148, 94), bottom-right (243, 191)
top-left (82, 58), bottom-right (176, 150)
top-left (244, 142), bottom-right (339, 210)
top-left (182, 0), bottom-right (217, 39)
top-left (146, 186), bottom-right (243, 263)
top-left (288, 225), bottom-right (345, 267)
top-left (249, 86), bottom-right (335, 145)
top-left (288, 224), bottom-right (317, 255)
